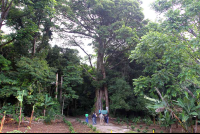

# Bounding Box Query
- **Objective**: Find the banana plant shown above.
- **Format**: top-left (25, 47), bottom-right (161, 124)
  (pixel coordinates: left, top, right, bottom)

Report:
top-left (176, 96), bottom-right (200, 133)
top-left (40, 94), bottom-right (55, 117)
top-left (159, 110), bottom-right (176, 132)
top-left (16, 90), bottom-right (25, 130)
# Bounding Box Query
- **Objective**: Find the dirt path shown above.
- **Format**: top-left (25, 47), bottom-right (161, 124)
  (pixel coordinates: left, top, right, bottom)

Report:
top-left (66, 117), bottom-right (134, 133)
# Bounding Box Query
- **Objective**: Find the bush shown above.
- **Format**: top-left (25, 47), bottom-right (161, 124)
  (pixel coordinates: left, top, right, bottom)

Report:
top-left (92, 127), bottom-right (97, 131)
top-left (160, 131), bottom-right (164, 133)
top-left (89, 124), bottom-right (93, 129)
top-left (145, 127), bottom-right (148, 130)
top-left (131, 125), bottom-right (135, 130)
top-left (117, 121), bottom-right (120, 124)
top-left (69, 126), bottom-right (74, 132)
top-left (137, 129), bottom-right (140, 132)
top-left (44, 116), bottom-right (52, 125)
top-left (140, 125), bottom-right (143, 128)
top-left (142, 129), bottom-right (148, 133)
top-left (116, 117), bottom-right (120, 122)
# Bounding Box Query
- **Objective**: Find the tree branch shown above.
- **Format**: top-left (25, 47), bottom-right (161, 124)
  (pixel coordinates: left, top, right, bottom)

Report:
top-left (80, 65), bottom-right (96, 81)
top-left (0, 38), bottom-right (15, 48)
top-left (70, 38), bottom-right (94, 72)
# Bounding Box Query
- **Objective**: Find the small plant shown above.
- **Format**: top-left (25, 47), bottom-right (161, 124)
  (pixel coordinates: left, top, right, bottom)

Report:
top-left (71, 130), bottom-right (75, 133)
top-left (89, 124), bottom-right (93, 129)
top-left (44, 116), bottom-right (52, 125)
top-left (127, 125), bottom-right (129, 129)
top-left (116, 117), bottom-right (120, 122)
top-left (140, 125), bottom-right (143, 128)
top-left (92, 127), bottom-right (97, 131)
top-left (142, 129), bottom-right (148, 133)
top-left (137, 129), bottom-right (140, 132)
top-left (117, 121), bottom-right (120, 124)
top-left (6, 130), bottom-right (25, 133)
top-left (145, 126), bottom-right (148, 130)
top-left (120, 121), bottom-right (124, 125)
top-left (131, 125), bottom-right (135, 130)
top-left (69, 126), bottom-right (74, 132)
top-left (160, 131), bottom-right (164, 133)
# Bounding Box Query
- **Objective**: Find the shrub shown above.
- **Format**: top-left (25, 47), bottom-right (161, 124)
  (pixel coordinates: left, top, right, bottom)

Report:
top-left (137, 129), bottom-right (140, 132)
top-left (160, 131), bottom-right (164, 133)
top-left (92, 127), bottom-right (97, 131)
top-left (131, 125), bottom-right (135, 130)
top-left (145, 127), bottom-right (148, 130)
top-left (67, 121), bottom-right (72, 127)
top-left (142, 129), bottom-right (148, 133)
top-left (69, 126), bottom-right (74, 132)
top-left (89, 124), bottom-right (93, 129)
top-left (71, 130), bottom-right (75, 133)
top-left (116, 117), bottom-right (120, 122)
top-left (117, 121), bottom-right (120, 124)
top-left (44, 116), bottom-right (52, 125)
top-left (140, 125), bottom-right (143, 128)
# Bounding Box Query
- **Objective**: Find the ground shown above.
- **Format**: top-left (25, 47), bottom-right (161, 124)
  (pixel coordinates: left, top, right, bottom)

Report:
top-left (1, 116), bottom-right (200, 133)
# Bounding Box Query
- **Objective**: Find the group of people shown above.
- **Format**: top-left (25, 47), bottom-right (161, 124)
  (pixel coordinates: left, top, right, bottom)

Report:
top-left (85, 112), bottom-right (109, 125)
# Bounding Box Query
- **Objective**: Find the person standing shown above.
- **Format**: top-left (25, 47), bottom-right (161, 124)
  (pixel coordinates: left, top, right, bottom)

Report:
top-left (85, 113), bottom-right (89, 124)
top-left (92, 113), bottom-right (96, 125)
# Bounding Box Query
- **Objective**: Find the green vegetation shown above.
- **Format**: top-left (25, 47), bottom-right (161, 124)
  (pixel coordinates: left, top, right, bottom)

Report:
top-left (0, 0), bottom-right (200, 133)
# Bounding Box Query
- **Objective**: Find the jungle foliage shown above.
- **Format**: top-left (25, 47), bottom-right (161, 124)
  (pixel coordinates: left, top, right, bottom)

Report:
top-left (1, 0), bottom-right (200, 132)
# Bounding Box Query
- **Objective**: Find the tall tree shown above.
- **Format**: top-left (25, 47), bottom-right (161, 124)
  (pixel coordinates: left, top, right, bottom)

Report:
top-left (57, 0), bottom-right (146, 113)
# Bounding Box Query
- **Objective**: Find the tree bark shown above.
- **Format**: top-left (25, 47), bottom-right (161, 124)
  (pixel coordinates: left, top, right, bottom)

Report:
top-left (18, 107), bottom-right (22, 130)
top-left (195, 116), bottom-right (198, 133)
top-left (60, 76), bottom-right (63, 103)
top-left (95, 44), bottom-right (110, 113)
top-left (62, 97), bottom-right (65, 115)
top-left (95, 89), bottom-right (100, 113)
top-left (29, 106), bottom-right (34, 127)
top-left (55, 73), bottom-right (58, 99)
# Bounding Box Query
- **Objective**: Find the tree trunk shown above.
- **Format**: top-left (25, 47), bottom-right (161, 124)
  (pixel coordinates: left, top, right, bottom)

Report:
top-left (0, 113), bottom-right (5, 132)
top-left (18, 107), bottom-right (22, 130)
top-left (62, 97), bottom-right (65, 115)
top-left (29, 106), bottom-right (34, 127)
top-left (32, 36), bottom-right (37, 57)
top-left (95, 45), bottom-right (110, 113)
top-left (55, 73), bottom-right (58, 99)
top-left (95, 89), bottom-right (100, 113)
top-left (195, 116), bottom-right (198, 133)
top-left (102, 63), bottom-right (109, 113)
top-left (60, 76), bottom-right (63, 103)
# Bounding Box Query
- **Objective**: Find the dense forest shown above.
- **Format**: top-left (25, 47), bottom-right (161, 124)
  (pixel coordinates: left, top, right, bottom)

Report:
top-left (1, 0), bottom-right (200, 133)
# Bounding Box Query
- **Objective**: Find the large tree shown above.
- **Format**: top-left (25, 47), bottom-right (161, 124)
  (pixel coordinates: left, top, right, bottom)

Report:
top-left (56, 0), bottom-right (146, 113)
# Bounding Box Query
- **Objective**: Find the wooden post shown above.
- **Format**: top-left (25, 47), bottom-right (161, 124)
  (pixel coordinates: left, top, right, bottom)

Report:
top-left (55, 73), bottom-right (58, 99)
